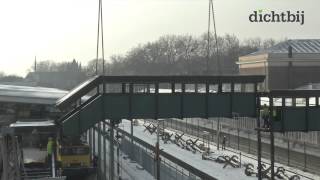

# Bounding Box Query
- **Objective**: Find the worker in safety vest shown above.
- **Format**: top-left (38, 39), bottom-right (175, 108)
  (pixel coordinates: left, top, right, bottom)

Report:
top-left (261, 104), bottom-right (270, 128)
top-left (47, 137), bottom-right (54, 166)
top-left (222, 136), bottom-right (227, 150)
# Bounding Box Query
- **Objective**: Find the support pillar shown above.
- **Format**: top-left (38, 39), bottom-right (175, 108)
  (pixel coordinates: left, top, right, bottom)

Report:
top-left (217, 117), bottom-right (220, 150)
top-left (129, 83), bottom-right (134, 161)
top-left (93, 127), bottom-right (96, 157)
top-left (155, 83), bottom-right (160, 180)
top-left (287, 135), bottom-right (290, 166)
top-left (89, 129), bottom-right (92, 158)
top-left (130, 120), bottom-right (134, 160)
top-left (237, 117), bottom-right (240, 150)
top-left (270, 97), bottom-right (275, 180)
top-left (156, 121), bottom-right (160, 180)
top-left (304, 141), bottom-right (307, 170)
top-left (103, 121), bottom-right (107, 180)
top-left (116, 130), bottom-right (120, 179)
top-left (98, 123), bottom-right (101, 179)
top-left (256, 89), bottom-right (262, 180)
top-left (109, 120), bottom-right (115, 180)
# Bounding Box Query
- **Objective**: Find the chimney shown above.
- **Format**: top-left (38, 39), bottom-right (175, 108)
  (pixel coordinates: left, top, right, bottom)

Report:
top-left (288, 45), bottom-right (293, 58)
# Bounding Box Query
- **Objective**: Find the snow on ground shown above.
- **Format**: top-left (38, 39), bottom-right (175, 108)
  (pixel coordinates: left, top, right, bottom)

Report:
top-left (118, 120), bottom-right (319, 180)
top-left (119, 153), bottom-right (155, 180)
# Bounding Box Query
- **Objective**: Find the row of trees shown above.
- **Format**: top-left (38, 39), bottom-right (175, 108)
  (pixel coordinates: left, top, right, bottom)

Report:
top-left (89, 34), bottom-right (282, 76)
top-left (28, 33), bottom-right (281, 77)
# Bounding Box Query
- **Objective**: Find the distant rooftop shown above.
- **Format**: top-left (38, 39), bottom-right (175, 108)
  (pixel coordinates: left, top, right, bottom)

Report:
top-left (250, 39), bottom-right (320, 56)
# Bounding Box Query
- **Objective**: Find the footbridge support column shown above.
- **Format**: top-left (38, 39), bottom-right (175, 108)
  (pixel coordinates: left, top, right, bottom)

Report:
top-left (109, 120), bottom-right (115, 180)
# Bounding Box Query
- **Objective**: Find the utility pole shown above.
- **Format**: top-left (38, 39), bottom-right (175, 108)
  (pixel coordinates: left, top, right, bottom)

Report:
top-left (207, 0), bottom-right (221, 75)
top-left (211, 0), bottom-right (221, 75)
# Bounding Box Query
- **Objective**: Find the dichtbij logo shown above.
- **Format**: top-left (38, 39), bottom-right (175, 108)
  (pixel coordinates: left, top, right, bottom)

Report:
top-left (249, 10), bottom-right (304, 25)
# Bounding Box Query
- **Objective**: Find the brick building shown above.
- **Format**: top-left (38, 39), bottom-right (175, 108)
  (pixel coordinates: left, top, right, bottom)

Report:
top-left (238, 39), bottom-right (320, 90)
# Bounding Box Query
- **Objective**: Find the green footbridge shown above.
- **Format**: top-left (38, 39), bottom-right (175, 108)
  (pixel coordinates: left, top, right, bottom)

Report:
top-left (57, 75), bottom-right (263, 136)
top-left (57, 75), bottom-right (320, 135)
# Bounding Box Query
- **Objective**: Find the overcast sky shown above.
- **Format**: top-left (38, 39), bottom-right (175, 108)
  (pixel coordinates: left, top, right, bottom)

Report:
top-left (0, 0), bottom-right (319, 76)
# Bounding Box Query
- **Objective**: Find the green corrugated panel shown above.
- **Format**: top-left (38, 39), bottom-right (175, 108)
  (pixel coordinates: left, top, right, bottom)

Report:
top-left (208, 94), bottom-right (231, 117)
top-left (272, 108), bottom-right (283, 132)
top-left (232, 93), bottom-right (256, 117)
top-left (158, 94), bottom-right (181, 118)
top-left (272, 121), bottom-right (283, 131)
top-left (183, 94), bottom-right (206, 118)
top-left (283, 107), bottom-right (306, 131)
top-left (62, 112), bottom-right (80, 136)
top-left (308, 107), bottom-right (320, 131)
top-left (132, 94), bottom-right (155, 118)
top-left (79, 95), bottom-right (103, 133)
top-left (104, 94), bottom-right (130, 119)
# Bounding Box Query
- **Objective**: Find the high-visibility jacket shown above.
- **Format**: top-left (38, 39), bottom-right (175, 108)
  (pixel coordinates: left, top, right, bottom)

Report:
top-left (47, 140), bottom-right (54, 155)
top-left (261, 106), bottom-right (269, 118)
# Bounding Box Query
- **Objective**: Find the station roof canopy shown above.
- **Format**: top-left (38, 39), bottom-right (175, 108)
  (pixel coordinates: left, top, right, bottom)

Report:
top-left (10, 120), bottom-right (55, 128)
top-left (0, 84), bottom-right (68, 105)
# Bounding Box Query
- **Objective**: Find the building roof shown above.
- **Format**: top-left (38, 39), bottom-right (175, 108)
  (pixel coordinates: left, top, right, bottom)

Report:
top-left (250, 39), bottom-right (320, 56)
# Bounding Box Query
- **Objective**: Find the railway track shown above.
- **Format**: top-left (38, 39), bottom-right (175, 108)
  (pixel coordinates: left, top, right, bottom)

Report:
top-left (165, 119), bottom-right (320, 176)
